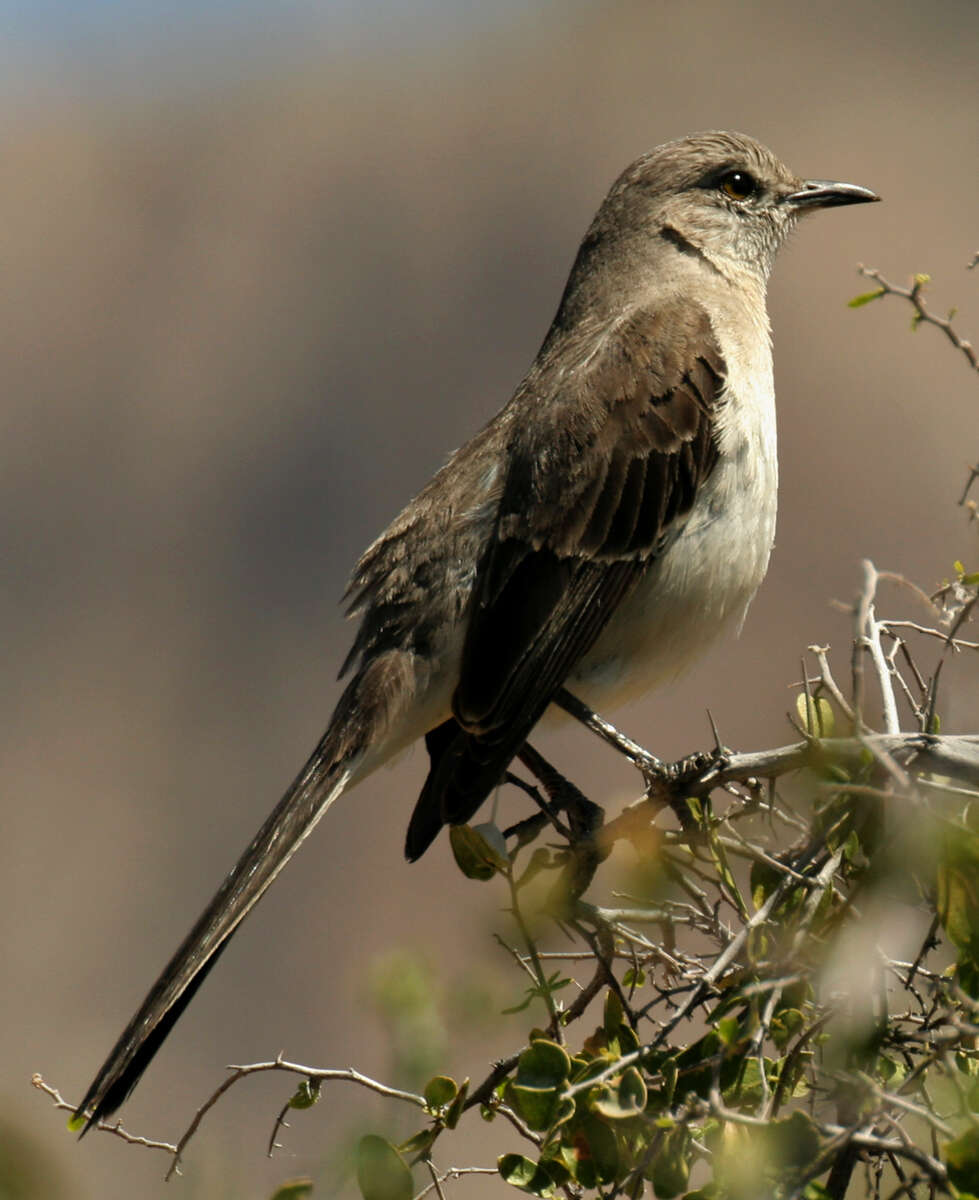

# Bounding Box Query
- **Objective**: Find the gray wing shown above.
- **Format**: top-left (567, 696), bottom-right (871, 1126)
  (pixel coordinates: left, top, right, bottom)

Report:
top-left (405, 301), bottom-right (726, 859)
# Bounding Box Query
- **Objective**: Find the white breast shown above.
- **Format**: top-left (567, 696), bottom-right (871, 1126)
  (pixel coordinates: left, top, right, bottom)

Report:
top-left (569, 313), bottom-right (778, 712)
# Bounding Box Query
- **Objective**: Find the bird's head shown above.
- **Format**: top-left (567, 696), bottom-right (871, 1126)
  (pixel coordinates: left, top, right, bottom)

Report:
top-left (599, 130), bottom-right (880, 282)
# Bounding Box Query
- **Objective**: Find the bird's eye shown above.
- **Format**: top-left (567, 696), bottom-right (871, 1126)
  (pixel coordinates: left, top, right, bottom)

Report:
top-left (719, 170), bottom-right (757, 200)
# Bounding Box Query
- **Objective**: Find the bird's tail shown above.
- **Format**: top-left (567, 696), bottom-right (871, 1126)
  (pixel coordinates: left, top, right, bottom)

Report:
top-left (75, 643), bottom-right (432, 1129)
top-left (75, 736), bottom-right (356, 1130)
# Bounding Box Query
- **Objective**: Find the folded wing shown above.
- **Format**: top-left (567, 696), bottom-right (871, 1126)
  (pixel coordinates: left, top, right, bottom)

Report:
top-left (405, 301), bottom-right (726, 859)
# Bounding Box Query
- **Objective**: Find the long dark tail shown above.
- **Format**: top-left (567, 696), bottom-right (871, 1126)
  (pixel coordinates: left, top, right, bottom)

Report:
top-left (76, 734), bottom-right (357, 1130)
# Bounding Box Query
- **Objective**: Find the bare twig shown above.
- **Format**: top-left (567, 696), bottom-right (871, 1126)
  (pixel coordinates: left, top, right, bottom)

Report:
top-left (882, 619), bottom-right (979, 652)
top-left (167, 1057), bottom-right (425, 1179)
top-left (414, 1166), bottom-right (499, 1199)
top-left (32, 1075), bottom-right (177, 1158)
top-left (856, 265), bottom-right (978, 373)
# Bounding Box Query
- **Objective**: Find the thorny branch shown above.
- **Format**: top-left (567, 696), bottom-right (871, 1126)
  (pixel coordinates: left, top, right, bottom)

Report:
top-left (36, 549), bottom-right (979, 1194)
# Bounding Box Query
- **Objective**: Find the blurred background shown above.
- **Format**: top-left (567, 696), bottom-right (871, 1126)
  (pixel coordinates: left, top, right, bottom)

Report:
top-left (4, 0), bottom-right (977, 1195)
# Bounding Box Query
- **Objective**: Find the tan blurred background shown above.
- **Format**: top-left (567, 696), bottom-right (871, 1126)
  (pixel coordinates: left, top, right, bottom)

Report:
top-left (5, 0), bottom-right (978, 1195)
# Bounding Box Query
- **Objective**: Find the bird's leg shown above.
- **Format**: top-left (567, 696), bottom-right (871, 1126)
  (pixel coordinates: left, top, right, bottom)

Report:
top-left (502, 742), bottom-right (609, 897)
top-left (511, 742), bottom-right (609, 902)
top-left (515, 743), bottom-right (605, 842)
top-left (501, 771), bottom-right (557, 848)
top-left (554, 688), bottom-right (667, 780)
top-left (555, 687), bottom-right (705, 829)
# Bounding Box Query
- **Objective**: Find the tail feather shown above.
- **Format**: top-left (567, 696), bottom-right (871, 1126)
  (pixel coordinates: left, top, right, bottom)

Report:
top-left (76, 745), bottom-right (355, 1130)
top-left (77, 646), bottom-right (430, 1129)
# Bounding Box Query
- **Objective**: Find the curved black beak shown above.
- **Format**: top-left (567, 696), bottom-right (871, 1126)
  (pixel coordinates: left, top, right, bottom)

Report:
top-left (785, 179), bottom-right (881, 210)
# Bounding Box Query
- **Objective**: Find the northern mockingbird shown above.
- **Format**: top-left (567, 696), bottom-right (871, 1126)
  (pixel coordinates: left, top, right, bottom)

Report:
top-left (76, 131), bottom-right (877, 1128)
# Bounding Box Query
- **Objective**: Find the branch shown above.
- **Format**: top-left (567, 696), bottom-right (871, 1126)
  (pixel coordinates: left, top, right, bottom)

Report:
top-left (31, 1074), bottom-right (177, 1158)
top-left (697, 732), bottom-right (979, 789)
top-left (855, 265), bottom-right (978, 373)
top-left (593, 734), bottom-right (979, 857)
top-left (166, 1057), bottom-right (426, 1180)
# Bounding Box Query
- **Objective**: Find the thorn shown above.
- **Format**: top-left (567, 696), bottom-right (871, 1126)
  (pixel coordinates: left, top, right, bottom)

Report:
top-left (705, 708), bottom-right (723, 753)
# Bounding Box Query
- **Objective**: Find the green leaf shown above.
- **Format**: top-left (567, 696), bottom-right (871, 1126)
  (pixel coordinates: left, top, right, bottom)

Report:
top-left (876, 1054), bottom-right (903, 1084)
top-left (946, 1126), bottom-right (979, 1192)
top-left (615, 1022), bottom-right (641, 1054)
top-left (538, 1155), bottom-right (571, 1188)
top-left (269, 1180), bottom-right (314, 1200)
top-left (517, 1040), bottom-right (572, 1088)
top-left (937, 829), bottom-right (979, 996)
top-left (770, 1007), bottom-right (804, 1049)
top-left (445, 1077), bottom-right (469, 1129)
top-left (796, 693), bottom-right (834, 738)
top-left (716, 1017), bottom-right (741, 1047)
top-left (450, 822), bottom-right (509, 880)
top-left (505, 1081), bottom-right (555, 1132)
top-left (508, 1089), bottom-right (573, 1134)
top-left (765, 1111), bottom-right (822, 1170)
top-left (288, 1079), bottom-right (321, 1110)
top-left (567, 1116), bottom-right (619, 1188)
top-left (847, 288), bottom-right (886, 308)
top-left (707, 829), bottom-right (747, 919)
top-left (751, 859), bottom-right (782, 909)
top-left (604, 988), bottom-right (624, 1038)
top-left (591, 1066), bottom-right (647, 1119)
top-left (505, 1040), bottom-right (573, 1131)
top-left (729, 1057), bottom-right (763, 1106)
top-left (673, 1032), bottom-right (730, 1101)
top-left (502, 973), bottom-right (572, 1015)
top-left (620, 1064), bottom-right (647, 1111)
top-left (397, 1127), bottom-right (438, 1160)
top-left (959, 958), bottom-right (979, 1000)
top-left (356, 1136), bottom-right (413, 1200)
top-left (651, 1125), bottom-right (690, 1197)
top-left (423, 1075), bottom-right (458, 1111)
top-left (498, 1153), bottom-right (556, 1196)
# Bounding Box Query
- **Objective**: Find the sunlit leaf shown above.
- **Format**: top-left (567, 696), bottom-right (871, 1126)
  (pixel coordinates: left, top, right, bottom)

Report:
top-left (498, 1153), bottom-right (556, 1196)
top-left (288, 1079), bottom-right (321, 1110)
top-left (450, 822), bottom-right (509, 880)
top-left (423, 1075), bottom-right (457, 1111)
top-left (397, 1127), bottom-right (437, 1160)
top-left (796, 693), bottom-right (834, 738)
top-left (847, 288), bottom-right (886, 307)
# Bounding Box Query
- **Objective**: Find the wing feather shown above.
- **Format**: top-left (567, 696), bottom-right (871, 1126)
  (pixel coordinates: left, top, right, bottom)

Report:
top-left (405, 301), bottom-right (726, 860)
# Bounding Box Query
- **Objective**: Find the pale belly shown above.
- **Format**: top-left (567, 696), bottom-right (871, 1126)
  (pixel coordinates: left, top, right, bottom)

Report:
top-left (567, 416), bottom-right (778, 713)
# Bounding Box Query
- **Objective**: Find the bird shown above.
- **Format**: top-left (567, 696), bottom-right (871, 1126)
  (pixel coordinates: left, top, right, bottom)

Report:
top-left (76, 131), bottom-right (878, 1129)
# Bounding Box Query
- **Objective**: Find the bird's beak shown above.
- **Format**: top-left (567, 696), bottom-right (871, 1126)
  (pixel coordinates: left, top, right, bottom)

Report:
top-left (785, 179), bottom-right (881, 209)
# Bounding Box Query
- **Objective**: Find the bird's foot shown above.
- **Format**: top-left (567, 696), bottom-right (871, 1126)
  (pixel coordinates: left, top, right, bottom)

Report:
top-left (649, 745), bottom-right (731, 830)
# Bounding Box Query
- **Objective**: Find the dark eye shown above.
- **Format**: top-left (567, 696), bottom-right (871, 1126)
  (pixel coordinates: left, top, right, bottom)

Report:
top-left (719, 170), bottom-right (757, 200)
